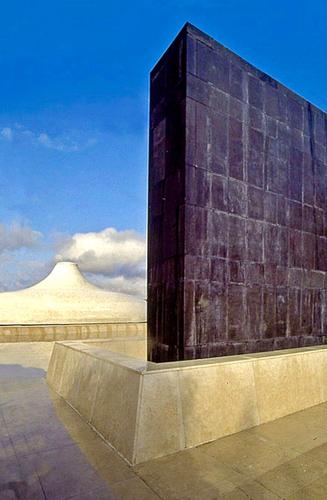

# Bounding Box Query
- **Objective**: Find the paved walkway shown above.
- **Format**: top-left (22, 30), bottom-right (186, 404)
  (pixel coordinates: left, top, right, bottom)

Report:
top-left (1, 343), bottom-right (327, 499)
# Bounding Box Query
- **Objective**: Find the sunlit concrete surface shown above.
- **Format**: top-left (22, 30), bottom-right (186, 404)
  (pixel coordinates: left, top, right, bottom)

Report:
top-left (2, 343), bottom-right (327, 498)
top-left (48, 340), bottom-right (327, 465)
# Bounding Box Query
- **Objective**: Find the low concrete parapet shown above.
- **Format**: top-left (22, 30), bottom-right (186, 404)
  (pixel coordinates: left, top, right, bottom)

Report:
top-left (0, 322), bottom-right (146, 343)
top-left (47, 341), bottom-right (327, 465)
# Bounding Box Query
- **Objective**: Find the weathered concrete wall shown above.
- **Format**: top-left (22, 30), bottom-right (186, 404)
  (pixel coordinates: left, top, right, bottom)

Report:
top-left (0, 322), bottom-right (146, 343)
top-left (148, 23), bottom-right (327, 361)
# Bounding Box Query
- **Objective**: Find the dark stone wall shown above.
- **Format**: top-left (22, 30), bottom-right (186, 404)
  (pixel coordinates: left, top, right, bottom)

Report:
top-left (148, 23), bottom-right (327, 362)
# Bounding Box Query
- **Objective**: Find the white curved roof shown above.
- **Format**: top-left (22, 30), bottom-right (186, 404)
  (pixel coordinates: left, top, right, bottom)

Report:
top-left (0, 261), bottom-right (146, 325)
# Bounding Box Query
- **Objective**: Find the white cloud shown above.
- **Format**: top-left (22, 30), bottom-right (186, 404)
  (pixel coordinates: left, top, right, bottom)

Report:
top-left (0, 222), bottom-right (42, 253)
top-left (37, 132), bottom-right (52, 147)
top-left (86, 274), bottom-right (146, 298)
top-left (56, 227), bottom-right (146, 277)
top-left (55, 227), bottom-right (146, 297)
top-left (37, 132), bottom-right (80, 152)
top-left (0, 124), bottom-right (97, 153)
top-left (0, 127), bottom-right (13, 141)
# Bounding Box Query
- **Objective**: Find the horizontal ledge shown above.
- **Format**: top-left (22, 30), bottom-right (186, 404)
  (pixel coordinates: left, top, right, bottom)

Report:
top-left (55, 340), bottom-right (327, 374)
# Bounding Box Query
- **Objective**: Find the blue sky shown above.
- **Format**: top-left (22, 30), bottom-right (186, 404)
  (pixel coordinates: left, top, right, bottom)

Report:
top-left (0, 0), bottom-right (326, 293)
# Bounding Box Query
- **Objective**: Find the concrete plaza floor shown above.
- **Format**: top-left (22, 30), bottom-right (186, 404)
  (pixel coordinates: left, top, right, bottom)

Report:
top-left (1, 343), bottom-right (327, 499)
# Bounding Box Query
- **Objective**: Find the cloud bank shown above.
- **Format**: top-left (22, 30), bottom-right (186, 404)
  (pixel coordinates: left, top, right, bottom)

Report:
top-left (0, 222), bottom-right (45, 291)
top-left (55, 227), bottom-right (146, 297)
top-left (0, 222), bottom-right (42, 253)
top-left (0, 225), bottom-right (146, 297)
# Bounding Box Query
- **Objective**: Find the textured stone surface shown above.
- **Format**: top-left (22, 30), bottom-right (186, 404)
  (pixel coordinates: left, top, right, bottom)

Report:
top-left (148, 22), bottom-right (327, 361)
top-left (47, 340), bottom-right (327, 464)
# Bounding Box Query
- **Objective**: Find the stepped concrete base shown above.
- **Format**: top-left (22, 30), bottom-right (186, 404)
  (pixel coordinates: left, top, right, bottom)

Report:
top-left (0, 322), bottom-right (146, 343)
top-left (47, 340), bottom-right (327, 465)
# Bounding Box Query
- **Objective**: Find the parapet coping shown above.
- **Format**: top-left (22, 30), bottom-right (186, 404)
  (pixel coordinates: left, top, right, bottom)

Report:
top-left (57, 340), bottom-right (327, 375)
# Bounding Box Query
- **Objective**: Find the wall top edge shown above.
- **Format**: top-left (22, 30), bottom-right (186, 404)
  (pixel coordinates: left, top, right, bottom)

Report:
top-left (150, 22), bottom-right (326, 117)
top-left (56, 341), bottom-right (327, 375)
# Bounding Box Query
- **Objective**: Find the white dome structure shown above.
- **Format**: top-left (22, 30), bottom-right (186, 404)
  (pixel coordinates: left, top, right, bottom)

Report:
top-left (0, 261), bottom-right (146, 325)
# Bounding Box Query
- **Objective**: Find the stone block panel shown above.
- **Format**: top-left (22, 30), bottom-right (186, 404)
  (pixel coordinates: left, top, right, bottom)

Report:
top-left (47, 341), bottom-right (327, 464)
